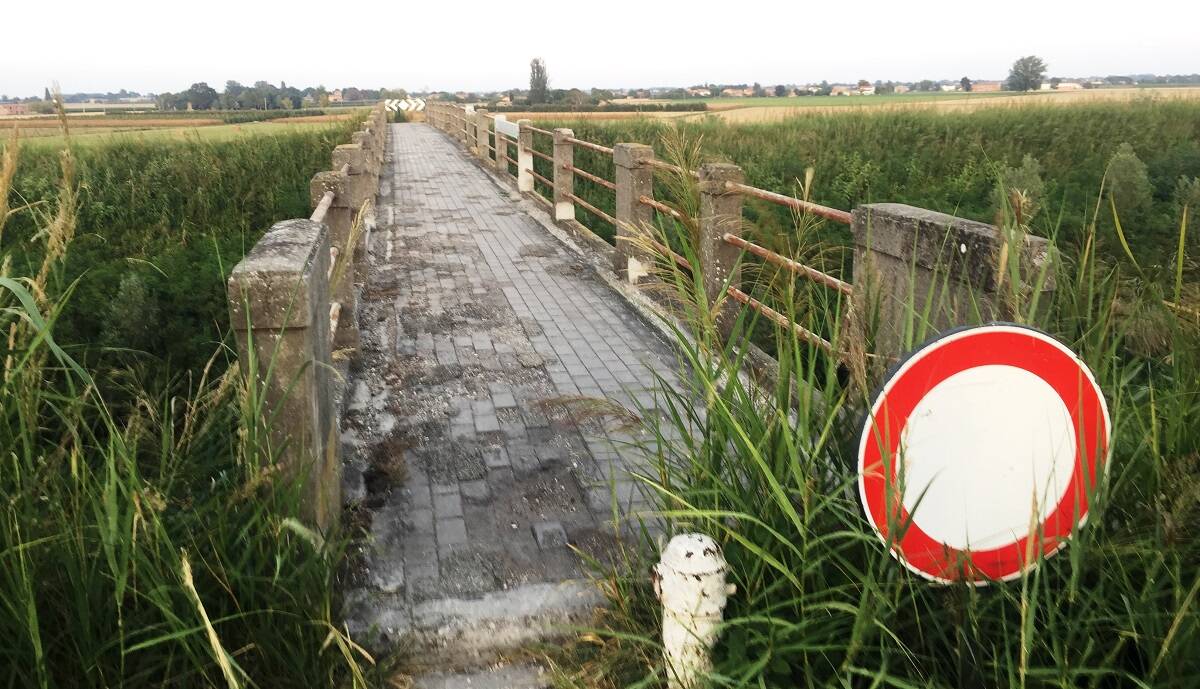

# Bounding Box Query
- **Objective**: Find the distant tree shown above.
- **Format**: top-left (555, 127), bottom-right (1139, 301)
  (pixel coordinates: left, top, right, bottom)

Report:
top-left (960, 76), bottom-right (973, 92)
top-left (184, 82), bottom-right (218, 110)
top-left (773, 84), bottom-right (786, 97)
top-left (917, 79), bottom-right (938, 92)
top-left (752, 82), bottom-right (765, 97)
top-left (818, 80), bottom-right (831, 96)
top-left (1006, 55), bottom-right (1047, 92)
top-left (43, 87), bottom-right (51, 101)
top-left (529, 57), bottom-right (549, 105)
top-left (591, 88), bottom-right (614, 102)
top-left (1050, 77), bottom-right (1062, 89)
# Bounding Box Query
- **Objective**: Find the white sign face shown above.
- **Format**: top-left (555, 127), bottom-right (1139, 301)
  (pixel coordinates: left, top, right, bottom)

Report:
top-left (494, 116), bottom-right (520, 138)
top-left (857, 324), bottom-right (1110, 585)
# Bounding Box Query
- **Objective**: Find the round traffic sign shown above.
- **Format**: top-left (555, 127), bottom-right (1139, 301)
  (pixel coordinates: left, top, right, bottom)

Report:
top-left (857, 324), bottom-right (1111, 584)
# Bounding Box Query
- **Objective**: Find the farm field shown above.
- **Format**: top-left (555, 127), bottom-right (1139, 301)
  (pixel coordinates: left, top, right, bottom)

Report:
top-left (2, 110), bottom-right (361, 146)
top-left (500, 86), bottom-right (1200, 122)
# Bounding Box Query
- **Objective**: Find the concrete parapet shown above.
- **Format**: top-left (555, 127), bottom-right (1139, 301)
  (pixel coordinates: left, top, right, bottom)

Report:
top-left (851, 203), bottom-right (1055, 356)
top-left (228, 219), bottom-right (339, 530)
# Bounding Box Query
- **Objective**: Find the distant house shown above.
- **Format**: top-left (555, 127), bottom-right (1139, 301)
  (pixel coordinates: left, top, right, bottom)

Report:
top-left (329, 89), bottom-right (344, 103)
top-left (971, 81), bottom-right (1003, 92)
top-left (830, 85), bottom-right (852, 96)
top-left (720, 87), bottom-right (754, 97)
top-left (857, 84), bottom-right (876, 96)
top-left (893, 84), bottom-right (911, 94)
top-left (940, 83), bottom-right (959, 92)
top-left (0, 103), bottom-right (29, 116)
top-left (687, 87), bottom-right (712, 97)
top-left (1056, 81), bottom-right (1085, 91)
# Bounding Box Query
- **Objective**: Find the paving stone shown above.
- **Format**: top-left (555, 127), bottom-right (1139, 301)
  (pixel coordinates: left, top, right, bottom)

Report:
top-left (531, 521), bottom-right (569, 550)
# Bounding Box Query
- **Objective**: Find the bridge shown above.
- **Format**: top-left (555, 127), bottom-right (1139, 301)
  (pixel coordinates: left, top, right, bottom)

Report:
top-left (227, 104), bottom-right (1051, 686)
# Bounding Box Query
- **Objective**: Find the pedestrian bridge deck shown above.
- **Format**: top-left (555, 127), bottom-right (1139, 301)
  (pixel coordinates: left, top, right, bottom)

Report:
top-left (341, 123), bottom-right (681, 663)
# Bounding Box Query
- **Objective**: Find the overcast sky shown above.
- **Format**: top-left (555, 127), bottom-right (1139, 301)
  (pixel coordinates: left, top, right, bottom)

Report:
top-left (4, 0), bottom-right (1196, 97)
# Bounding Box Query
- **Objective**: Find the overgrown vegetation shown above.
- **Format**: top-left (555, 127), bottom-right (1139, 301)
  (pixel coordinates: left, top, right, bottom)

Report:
top-left (0, 111), bottom-right (377, 687)
top-left (3, 115), bottom-right (360, 378)
top-left (551, 130), bottom-right (1200, 688)
top-left (538, 99), bottom-right (1200, 265)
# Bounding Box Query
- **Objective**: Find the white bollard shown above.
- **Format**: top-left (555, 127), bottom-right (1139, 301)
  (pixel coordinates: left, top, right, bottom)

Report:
top-left (653, 534), bottom-right (735, 689)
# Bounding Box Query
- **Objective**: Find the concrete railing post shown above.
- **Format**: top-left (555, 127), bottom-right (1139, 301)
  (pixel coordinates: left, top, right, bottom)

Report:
top-left (493, 118), bottom-right (509, 173)
top-left (552, 128), bottom-right (575, 221)
top-left (851, 203), bottom-right (1055, 357)
top-left (517, 119), bottom-right (534, 193)
top-left (228, 219), bottom-right (339, 531)
top-left (310, 168), bottom-right (358, 351)
top-left (475, 108), bottom-right (491, 160)
top-left (698, 163), bottom-right (745, 333)
top-left (613, 143), bottom-right (656, 283)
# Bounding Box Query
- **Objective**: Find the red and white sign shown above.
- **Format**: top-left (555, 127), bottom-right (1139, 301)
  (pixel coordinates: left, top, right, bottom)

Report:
top-left (857, 324), bottom-right (1111, 584)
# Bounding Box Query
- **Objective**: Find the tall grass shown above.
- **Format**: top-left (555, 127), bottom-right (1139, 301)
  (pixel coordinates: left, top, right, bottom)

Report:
top-left (0, 108), bottom-right (375, 687)
top-left (3, 116), bottom-right (361, 377)
top-left (542, 99), bottom-right (1200, 265)
top-left (556, 136), bottom-right (1200, 688)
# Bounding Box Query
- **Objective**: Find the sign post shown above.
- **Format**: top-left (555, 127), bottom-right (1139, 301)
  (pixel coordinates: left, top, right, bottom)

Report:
top-left (857, 324), bottom-right (1111, 584)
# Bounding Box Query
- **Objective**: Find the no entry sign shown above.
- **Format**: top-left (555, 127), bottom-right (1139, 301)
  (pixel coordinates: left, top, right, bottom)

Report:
top-left (857, 324), bottom-right (1111, 584)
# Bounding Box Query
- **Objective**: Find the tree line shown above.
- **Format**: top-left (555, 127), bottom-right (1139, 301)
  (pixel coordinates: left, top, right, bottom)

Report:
top-left (154, 81), bottom-right (409, 111)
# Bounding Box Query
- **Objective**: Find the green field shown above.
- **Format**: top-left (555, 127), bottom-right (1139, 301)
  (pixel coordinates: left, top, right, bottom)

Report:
top-left (20, 120), bottom-right (348, 148)
top-left (675, 91), bottom-right (1016, 108)
top-left (1, 114), bottom-right (381, 687)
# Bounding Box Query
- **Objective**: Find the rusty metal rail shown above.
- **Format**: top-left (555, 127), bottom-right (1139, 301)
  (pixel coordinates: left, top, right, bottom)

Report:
top-left (728, 287), bottom-right (834, 354)
top-left (530, 169), bottom-right (553, 188)
top-left (527, 124), bottom-right (554, 137)
top-left (645, 158), bottom-right (700, 179)
top-left (567, 193), bottom-right (616, 226)
top-left (724, 181), bottom-right (852, 225)
top-left (722, 234), bottom-right (853, 296)
top-left (565, 164), bottom-right (616, 191)
top-left (530, 148), bottom-right (553, 163)
top-left (639, 195), bottom-right (683, 221)
top-left (648, 237), bottom-right (692, 271)
top-left (310, 190), bottom-right (334, 223)
top-left (565, 137), bottom-right (614, 156)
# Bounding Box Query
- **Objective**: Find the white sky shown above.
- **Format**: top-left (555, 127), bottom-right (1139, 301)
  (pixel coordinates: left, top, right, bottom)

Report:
top-left (3, 0), bottom-right (1196, 97)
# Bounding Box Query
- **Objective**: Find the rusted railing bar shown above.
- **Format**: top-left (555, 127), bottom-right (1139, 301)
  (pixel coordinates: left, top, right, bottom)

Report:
top-left (646, 237), bottom-right (692, 271)
top-left (565, 164), bottom-right (616, 191)
top-left (566, 137), bottom-right (614, 155)
top-left (310, 190), bottom-right (334, 223)
top-left (724, 181), bottom-right (852, 225)
top-left (527, 124), bottom-right (554, 136)
top-left (645, 158), bottom-right (700, 179)
top-left (638, 195), bottom-right (683, 220)
top-left (567, 193), bottom-right (616, 226)
top-left (722, 233), bottom-right (853, 296)
top-left (530, 148), bottom-right (553, 163)
top-left (727, 287), bottom-right (834, 354)
top-left (529, 169), bottom-right (553, 188)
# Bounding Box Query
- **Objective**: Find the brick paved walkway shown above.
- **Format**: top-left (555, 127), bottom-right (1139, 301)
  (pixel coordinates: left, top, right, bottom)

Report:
top-left (341, 123), bottom-right (683, 662)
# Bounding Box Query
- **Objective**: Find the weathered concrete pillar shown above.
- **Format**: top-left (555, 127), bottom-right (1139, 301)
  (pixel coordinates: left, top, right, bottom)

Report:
top-left (475, 108), bottom-right (491, 160)
top-left (517, 119), bottom-right (535, 193)
top-left (310, 170), bottom-right (358, 351)
top-left (698, 163), bottom-right (745, 333)
top-left (851, 203), bottom-right (1055, 357)
top-left (228, 219), bottom-right (339, 531)
top-left (552, 128), bottom-right (575, 221)
top-left (493, 117), bottom-right (511, 173)
top-left (613, 143), bottom-right (656, 282)
top-left (331, 142), bottom-right (372, 316)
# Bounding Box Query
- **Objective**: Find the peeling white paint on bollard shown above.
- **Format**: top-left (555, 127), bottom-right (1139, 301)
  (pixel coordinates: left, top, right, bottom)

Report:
top-left (653, 534), bottom-right (735, 689)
